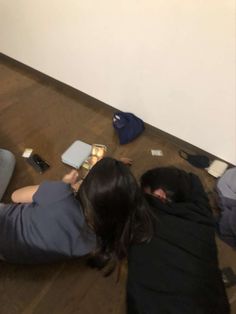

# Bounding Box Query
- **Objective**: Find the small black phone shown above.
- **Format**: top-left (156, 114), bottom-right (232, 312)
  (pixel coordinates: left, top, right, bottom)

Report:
top-left (27, 154), bottom-right (50, 173)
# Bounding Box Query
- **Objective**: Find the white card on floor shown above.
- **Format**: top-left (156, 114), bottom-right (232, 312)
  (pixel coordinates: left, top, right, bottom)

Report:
top-left (207, 160), bottom-right (228, 178)
top-left (22, 148), bottom-right (33, 158)
top-left (151, 149), bottom-right (163, 156)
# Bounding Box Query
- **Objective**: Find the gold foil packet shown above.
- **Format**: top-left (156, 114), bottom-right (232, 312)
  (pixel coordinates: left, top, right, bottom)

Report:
top-left (91, 144), bottom-right (107, 159)
top-left (81, 144), bottom-right (107, 176)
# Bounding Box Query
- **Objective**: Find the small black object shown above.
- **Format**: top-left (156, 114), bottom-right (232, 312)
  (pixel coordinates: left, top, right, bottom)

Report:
top-left (221, 267), bottom-right (236, 288)
top-left (27, 154), bottom-right (50, 173)
top-left (179, 150), bottom-right (210, 169)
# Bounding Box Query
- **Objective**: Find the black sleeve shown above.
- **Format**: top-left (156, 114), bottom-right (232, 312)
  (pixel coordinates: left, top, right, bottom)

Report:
top-left (188, 173), bottom-right (210, 210)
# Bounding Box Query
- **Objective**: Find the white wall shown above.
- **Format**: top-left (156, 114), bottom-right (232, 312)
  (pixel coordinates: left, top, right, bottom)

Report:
top-left (1, 0), bottom-right (235, 164)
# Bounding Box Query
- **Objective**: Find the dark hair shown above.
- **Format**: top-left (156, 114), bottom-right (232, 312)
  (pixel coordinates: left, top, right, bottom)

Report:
top-left (141, 166), bottom-right (192, 203)
top-left (77, 157), bottom-right (153, 262)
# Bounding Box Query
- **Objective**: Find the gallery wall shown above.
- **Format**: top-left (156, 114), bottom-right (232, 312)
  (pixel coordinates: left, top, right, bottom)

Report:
top-left (1, 0), bottom-right (235, 163)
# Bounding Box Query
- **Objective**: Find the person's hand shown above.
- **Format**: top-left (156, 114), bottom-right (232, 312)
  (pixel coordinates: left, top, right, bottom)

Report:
top-left (71, 180), bottom-right (83, 193)
top-left (120, 157), bottom-right (133, 166)
top-left (62, 169), bottom-right (79, 185)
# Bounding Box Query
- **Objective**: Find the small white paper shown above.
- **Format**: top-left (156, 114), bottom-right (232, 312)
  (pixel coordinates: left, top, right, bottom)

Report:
top-left (207, 160), bottom-right (228, 178)
top-left (151, 149), bottom-right (163, 156)
top-left (22, 148), bottom-right (33, 158)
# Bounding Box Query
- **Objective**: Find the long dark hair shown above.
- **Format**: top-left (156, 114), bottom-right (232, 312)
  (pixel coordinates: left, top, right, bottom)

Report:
top-left (77, 157), bottom-right (153, 262)
top-left (141, 166), bottom-right (192, 203)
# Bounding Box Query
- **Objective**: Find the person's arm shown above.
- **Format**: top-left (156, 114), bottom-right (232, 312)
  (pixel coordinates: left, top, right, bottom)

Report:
top-left (11, 185), bottom-right (39, 203)
top-left (11, 170), bottom-right (80, 204)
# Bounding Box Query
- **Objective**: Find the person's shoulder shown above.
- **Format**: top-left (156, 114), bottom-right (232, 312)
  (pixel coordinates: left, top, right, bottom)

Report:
top-left (39, 180), bottom-right (71, 190)
top-left (33, 181), bottom-right (73, 205)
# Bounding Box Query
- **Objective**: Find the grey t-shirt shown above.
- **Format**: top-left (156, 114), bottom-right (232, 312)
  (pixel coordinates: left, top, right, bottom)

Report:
top-left (0, 181), bottom-right (96, 263)
top-left (217, 167), bottom-right (236, 200)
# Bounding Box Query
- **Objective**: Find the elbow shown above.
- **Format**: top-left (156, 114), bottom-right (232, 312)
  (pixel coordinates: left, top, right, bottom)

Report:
top-left (11, 191), bottom-right (19, 203)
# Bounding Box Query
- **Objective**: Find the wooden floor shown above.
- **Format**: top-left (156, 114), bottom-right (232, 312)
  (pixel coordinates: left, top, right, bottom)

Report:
top-left (0, 54), bottom-right (236, 314)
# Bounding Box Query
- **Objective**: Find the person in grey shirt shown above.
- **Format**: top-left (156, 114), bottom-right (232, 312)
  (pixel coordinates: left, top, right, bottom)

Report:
top-left (0, 170), bottom-right (96, 264)
top-left (0, 148), bottom-right (15, 200)
top-left (216, 167), bottom-right (236, 248)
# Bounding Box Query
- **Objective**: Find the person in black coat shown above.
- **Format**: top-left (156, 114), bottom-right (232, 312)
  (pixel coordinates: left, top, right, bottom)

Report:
top-left (127, 167), bottom-right (230, 314)
top-left (76, 159), bottom-right (229, 313)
